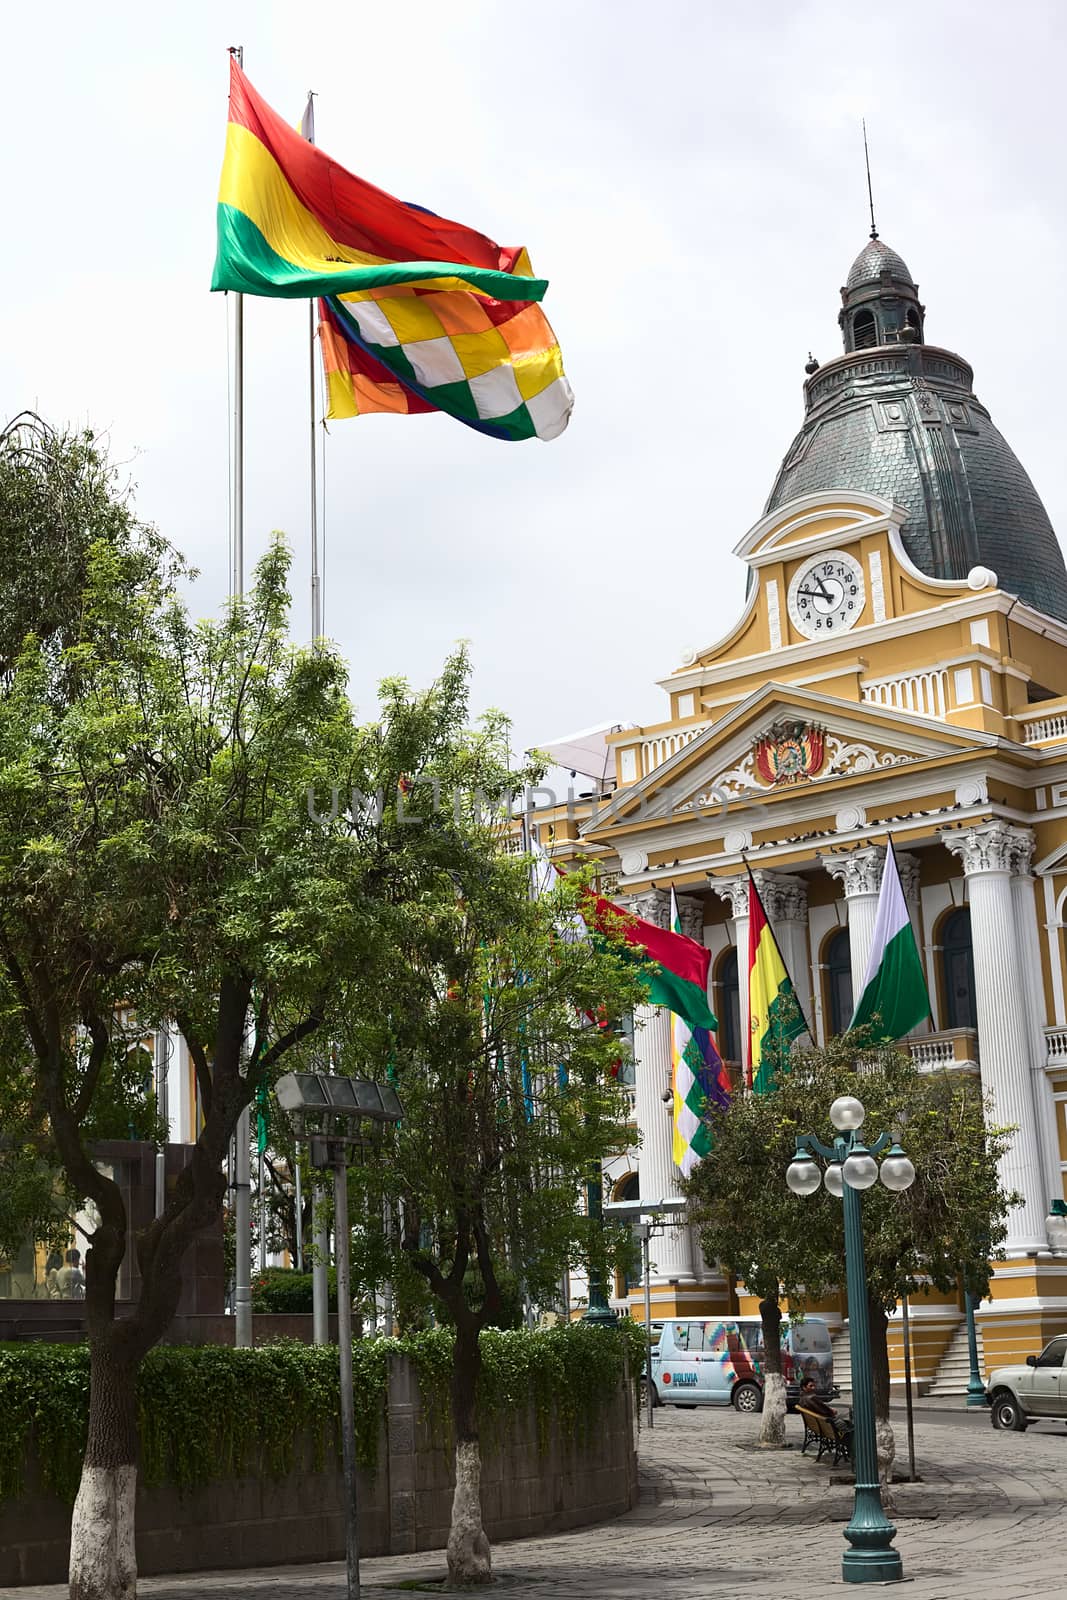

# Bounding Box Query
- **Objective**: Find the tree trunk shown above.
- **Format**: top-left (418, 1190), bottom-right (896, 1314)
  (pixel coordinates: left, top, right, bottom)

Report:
top-left (69, 1337), bottom-right (139, 1600)
top-left (446, 1318), bottom-right (492, 1587)
top-left (867, 1291), bottom-right (896, 1509)
top-left (757, 1294), bottom-right (787, 1448)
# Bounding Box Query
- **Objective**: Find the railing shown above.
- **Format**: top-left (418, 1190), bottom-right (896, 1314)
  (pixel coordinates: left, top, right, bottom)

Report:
top-left (908, 1029), bottom-right (979, 1072)
top-left (1020, 712), bottom-right (1067, 744)
top-left (861, 669), bottom-right (948, 720)
top-left (1045, 1027), bottom-right (1067, 1067)
top-left (641, 724), bottom-right (708, 774)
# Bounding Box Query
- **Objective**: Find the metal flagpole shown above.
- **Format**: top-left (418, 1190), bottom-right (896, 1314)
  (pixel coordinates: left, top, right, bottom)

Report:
top-left (310, 298), bottom-right (321, 641)
top-left (229, 42), bottom-right (253, 1352)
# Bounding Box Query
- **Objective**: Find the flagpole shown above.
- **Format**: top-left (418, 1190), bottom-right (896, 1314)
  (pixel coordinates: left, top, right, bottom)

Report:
top-left (229, 42), bottom-right (253, 1352)
top-left (310, 298), bottom-right (320, 641)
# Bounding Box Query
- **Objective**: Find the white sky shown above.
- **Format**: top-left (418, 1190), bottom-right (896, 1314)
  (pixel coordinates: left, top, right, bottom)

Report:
top-left (3, 0), bottom-right (1064, 758)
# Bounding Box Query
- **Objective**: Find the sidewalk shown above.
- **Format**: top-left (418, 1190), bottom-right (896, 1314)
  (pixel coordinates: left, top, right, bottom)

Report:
top-left (15, 1404), bottom-right (1067, 1599)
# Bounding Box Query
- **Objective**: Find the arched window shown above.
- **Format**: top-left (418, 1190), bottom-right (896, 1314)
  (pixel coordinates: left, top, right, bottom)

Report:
top-left (941, 908), bottom-right (977, 1030)
top-left (905, 306), bottom-right (921, 336)
top-left (852, 308), bottom-right (877, 349)
top-left (825, 928), bottom-right (853, 1037)
top-left (716, 947), bottom-right (741, 1065)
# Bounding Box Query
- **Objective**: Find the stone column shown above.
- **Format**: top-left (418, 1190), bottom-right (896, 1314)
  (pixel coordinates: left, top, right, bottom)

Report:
top-left (713, 876), bottom-right (750, 1058)
top-left (941, 823), bottom-right (1047, 1253)
top-left (822, 846), bottom-right (886, 1004)
top-left (758, 873), bottom-right (812, 1034)
top-left (628, 889), bottom-right (694, 1283)
top-left (1007, 846), bottom-right (1062, 1227)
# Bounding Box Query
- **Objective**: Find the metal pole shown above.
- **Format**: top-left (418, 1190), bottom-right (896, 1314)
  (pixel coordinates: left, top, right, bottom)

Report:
top-left (153, 1029), bottom-right (169, 1219)
top-left (900, 1292), bottom-right (916, 1482)
top-left (964, 1290), bottom-right (986, 1406)
top-left (312, 1180), bottom-right (329, 1344)
top-left (258, 1151), bottom-right (267, 1273)
top-left (294, 1157), bottom-right (304, 1273)
top-left (333, 1158), bottom-right (360, 1600)
top-left (310, 299), bottom-right (321, 642)
top-left (642, 1226), bottom-right (654, 1429)
top-left (582, 1170), bottom-right (617, 1326)
top-left (229, 43), bottom-right (253, 1352)
top-left (234, 1112), bottom-right (253, 1347)
top-left (840, 1129), bottom-right (902, 1583)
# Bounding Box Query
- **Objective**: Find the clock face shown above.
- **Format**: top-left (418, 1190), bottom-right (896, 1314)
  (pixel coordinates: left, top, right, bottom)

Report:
top-left (787, 552), bottom-right (865, 640)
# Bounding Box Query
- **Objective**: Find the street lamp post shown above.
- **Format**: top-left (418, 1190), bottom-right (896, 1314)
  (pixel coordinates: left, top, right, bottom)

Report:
top-left (786, 1095), bottom-right (916, 1586)
top-left (274, 1072), bottom-right (404, 1600)
top-left (582, 1169), bottom-right (618, 1326)
top-left (964, 1290), bottom-right (986, 1407)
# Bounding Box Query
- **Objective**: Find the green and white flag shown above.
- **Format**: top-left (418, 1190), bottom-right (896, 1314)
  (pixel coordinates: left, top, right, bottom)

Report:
top-left (849, 841), bottom-right (931, 1040)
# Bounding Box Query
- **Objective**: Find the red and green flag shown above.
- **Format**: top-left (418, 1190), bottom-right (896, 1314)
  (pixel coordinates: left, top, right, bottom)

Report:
top-left (583, 894), bottom-right (717, 1036)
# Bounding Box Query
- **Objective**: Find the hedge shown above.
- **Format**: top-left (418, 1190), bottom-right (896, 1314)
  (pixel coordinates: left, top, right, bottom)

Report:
top-left (0, 1319), bottom-right (645, 1506)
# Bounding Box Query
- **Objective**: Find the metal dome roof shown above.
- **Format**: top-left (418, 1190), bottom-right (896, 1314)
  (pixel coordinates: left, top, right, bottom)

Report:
top-left (845, 237), bottom-right (915, 291)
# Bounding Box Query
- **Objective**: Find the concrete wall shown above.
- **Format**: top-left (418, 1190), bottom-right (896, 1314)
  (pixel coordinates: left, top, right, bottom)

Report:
top-left (0, 1354), bottom-right (637, 1586)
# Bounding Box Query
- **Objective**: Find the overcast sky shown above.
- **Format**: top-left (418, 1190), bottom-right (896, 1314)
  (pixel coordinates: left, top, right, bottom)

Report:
top-left (3, 0), bottom-right (1064, 759)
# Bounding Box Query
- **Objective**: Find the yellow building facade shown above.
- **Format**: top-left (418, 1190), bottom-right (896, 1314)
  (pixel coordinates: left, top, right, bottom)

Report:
top-left (543, 236), bottom-right (1067, 1387)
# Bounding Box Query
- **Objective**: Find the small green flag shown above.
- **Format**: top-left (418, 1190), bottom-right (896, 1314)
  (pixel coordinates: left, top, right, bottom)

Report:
top-left (255, 1081), bottom-right (269, 1156)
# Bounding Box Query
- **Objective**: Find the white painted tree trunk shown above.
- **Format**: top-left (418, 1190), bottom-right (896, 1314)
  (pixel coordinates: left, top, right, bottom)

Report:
top-left (876, 1416), bottom-right (897, 1512)
top-left (68, 1464), bottom-right (137, 1600)
top-left (446, 1438), bottom-right (492, 1587)
top-left (758, 1371), bottom-right (788, 1448)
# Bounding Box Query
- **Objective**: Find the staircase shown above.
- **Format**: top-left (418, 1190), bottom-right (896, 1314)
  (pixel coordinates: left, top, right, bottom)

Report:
top-left (831, 1326), bottom-right (852, 1394)
top-left (928, 1319), bottom-right (986, 1396)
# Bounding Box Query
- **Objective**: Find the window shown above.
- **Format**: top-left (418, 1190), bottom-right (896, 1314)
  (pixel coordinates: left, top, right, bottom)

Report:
top-left (740, 1323), bottom-right (765, 1356)
top-left (614, 1173), bottom-right (640, 1298)
top-left (825, 929), bottom-right (853, 1036)
top-left (675, 1321), bottom-right (705, 1353)
top-left (905, 307), bottom-right (921, 336)
top-left (941, 909), bottom-right (977, 1030)
top-left (717, 948), bottom-right (741, 1065)
top-left (853, 309), bottom-right (878, 349)
top-left (1035, 1336), bottom-right (1067, 1369)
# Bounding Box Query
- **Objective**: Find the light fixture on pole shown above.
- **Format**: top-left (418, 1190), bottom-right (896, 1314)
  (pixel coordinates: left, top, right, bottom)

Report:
top-left (274, 1071), bottom-right (403, 1600)
top-left (786, 1095), bottom-right (916, 1585)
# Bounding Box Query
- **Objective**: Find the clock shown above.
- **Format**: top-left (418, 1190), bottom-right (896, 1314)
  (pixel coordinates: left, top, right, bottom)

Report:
top-left (787, 551), bottom-right (865, 640)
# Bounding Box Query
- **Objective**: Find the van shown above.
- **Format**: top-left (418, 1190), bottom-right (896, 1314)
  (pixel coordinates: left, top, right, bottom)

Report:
top-left (650, 1315), bottom-right (833, 1413)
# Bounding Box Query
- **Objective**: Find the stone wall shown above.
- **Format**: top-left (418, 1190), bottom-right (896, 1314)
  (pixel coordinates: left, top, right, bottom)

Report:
top-left (0, 1354), bottom-right (637, 1586)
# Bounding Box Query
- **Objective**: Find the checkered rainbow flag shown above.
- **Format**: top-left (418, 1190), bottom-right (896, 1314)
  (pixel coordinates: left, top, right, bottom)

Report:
top-left (213, 60), bottom-right (573, 442)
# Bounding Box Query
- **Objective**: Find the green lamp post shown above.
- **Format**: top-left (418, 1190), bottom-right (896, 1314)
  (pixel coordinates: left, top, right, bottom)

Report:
top-left (963, 1290), bottom-right (986, 1406)
top-left (582, 1169), bottom-right (619, 1325)
top-left (786, 1095), bottom-right (916, 1585)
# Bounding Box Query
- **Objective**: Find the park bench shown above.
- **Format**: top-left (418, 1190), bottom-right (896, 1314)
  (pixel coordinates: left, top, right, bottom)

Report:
top-left (797, 1405), bottom-right (852, 1466)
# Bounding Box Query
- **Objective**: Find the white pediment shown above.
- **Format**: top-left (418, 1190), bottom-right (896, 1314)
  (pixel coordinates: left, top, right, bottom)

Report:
top-left (584, 683), bottom-right (996, 833)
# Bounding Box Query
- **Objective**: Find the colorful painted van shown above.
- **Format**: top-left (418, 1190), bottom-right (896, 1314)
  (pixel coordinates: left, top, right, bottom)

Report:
top-left (650, 1315), bottom-right (833, 1413)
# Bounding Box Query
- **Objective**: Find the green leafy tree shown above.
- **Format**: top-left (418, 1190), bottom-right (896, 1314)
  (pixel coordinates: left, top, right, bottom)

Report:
top-left (0, 432), bottom-right (545, 1600)
top-left (337, 831), bottom-right (645, 1585)
top-left (686, 1035), bottom-right (1015, 1480)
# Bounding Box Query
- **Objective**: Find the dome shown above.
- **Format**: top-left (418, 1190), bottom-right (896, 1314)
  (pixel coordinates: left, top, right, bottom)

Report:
top-left (765, 238), bottom-right (1067, 621)
top-left (845, 237), bottom-right (915, 291)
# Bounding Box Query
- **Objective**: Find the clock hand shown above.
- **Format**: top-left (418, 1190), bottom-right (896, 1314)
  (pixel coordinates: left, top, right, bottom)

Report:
top-left (797, 586), bottom-right (834, 602)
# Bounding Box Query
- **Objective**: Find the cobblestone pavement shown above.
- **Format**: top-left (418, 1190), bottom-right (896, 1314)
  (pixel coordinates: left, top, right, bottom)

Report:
top-left (15, 1407), bottom-right (1067, 1600)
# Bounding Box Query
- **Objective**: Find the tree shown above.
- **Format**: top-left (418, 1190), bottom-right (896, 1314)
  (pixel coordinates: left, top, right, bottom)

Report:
top-left (336, 825), bottom-right (645, 1585)
top-left (686, 1035), bottom-right (1015, 1481)
top-left (0, 461), bottom-right (534, 1599)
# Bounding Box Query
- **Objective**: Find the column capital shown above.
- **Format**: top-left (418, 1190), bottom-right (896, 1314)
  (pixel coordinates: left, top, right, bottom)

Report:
top-left (755, 871), bottom-right (808, 924)
top-left (941, 821), bottom-right (1035, 877)
top-left (626, 887), bottom-right (671, 929)
top-left (821, 844), bottom-right (885, 897)
top-left (895, 850), bottom-right (921, 905)
top-left (711, 875), bottom-right (749, 921)
top-left (674, 893), bottom-right (706, 944)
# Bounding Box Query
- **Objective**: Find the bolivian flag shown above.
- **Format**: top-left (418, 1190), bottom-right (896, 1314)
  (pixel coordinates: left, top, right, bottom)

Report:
top-left (747, 871), bottom-right (807, 1093)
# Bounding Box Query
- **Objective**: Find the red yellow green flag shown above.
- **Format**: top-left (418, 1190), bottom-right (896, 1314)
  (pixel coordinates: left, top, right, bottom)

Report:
top-left (747, 870), bottom-right (807, 1094)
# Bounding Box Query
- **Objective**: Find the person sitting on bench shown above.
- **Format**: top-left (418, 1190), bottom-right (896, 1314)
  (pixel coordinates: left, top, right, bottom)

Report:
top-left (799, 1376), bottom-right (839, 1421)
